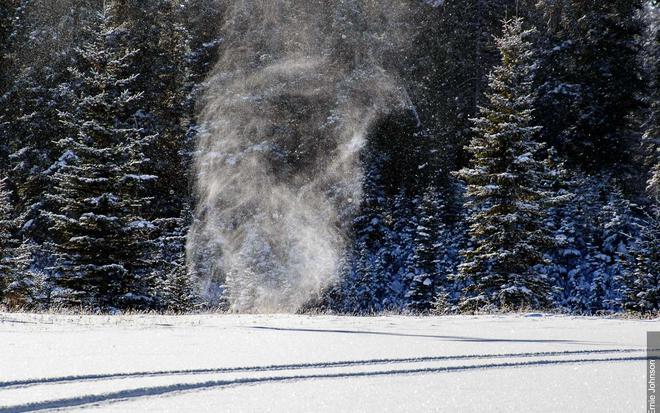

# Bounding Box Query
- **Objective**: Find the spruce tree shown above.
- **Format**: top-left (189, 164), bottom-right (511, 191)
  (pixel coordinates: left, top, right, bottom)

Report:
top-left (0, 177), bottom-right (14, 299)
top-left (555, 180), bottom-right (633, 314)
top-left (538, 147), bottom-right (575, 309)
top-left (0, 177), bottom-right (34, 308)
top-left (5, 69), bottom-right (64, 244)
top-left (341, 158), bottom-right (392, 313)
top-left (224, 225), bottom-right (289, 312)
top-left (46, 4), bottom-right (156, 310)
top-left (617, 1), bottom-right (660, 314)
top-left (642, 3), bottom-right (659, 199)
top-left (547, 175), bottom-right (622, 314)
top-left (620, 92), bottom-right (660, 313)
top-left (159, 261), bottom-right (198, 313)
top-left (600, 189), bottom-right (635, 275)
top-left (619, 206), bottom-right (659, 314)
top-left (116, 0), bottom-right (195, 220)
top-left (1, 1), bottom-right (101, 245)
top-left (2, 241), bottom-right (34, 308)
top-left (455, 18), bottom-right (553, 312)
top-left (406, 186), bottom-right (446, 311)
top-left (151, 206), bottom-right (198, 312)
top-left (388, 190), bottom-right (418, 309)
top-left (646, 98), bottom-right (660, 198)
top-left (350, 240), bottom-right (376, 313)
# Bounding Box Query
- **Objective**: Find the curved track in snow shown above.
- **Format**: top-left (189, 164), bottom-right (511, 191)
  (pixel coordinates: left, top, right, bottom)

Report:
top-left (0, 314), bottom-right (653, 412)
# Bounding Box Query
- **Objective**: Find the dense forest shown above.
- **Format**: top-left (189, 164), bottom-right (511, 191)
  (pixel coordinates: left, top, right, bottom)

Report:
top-left (0, 0), bottom-right (658, 315)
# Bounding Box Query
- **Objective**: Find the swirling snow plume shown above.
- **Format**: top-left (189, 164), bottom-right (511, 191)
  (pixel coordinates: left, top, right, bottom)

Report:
top-left (189, 0), bottom-right (416, 312)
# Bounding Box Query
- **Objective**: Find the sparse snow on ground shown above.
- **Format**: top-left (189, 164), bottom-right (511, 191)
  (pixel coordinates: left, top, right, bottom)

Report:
top-left (0, 313), bottom-right (656, 412)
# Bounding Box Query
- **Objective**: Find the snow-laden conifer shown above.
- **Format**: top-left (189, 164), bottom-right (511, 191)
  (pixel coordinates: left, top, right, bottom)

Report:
top-left (455, 18), bottom-right (555, 311)
top-left (46, 3), bottom-right (157, 310)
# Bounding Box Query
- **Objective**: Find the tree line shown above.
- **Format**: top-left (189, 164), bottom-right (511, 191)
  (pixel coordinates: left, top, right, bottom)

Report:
top-left (331, 0), bottom-right (658, 315)
top-left (0, 0), bottom-right (658, 314)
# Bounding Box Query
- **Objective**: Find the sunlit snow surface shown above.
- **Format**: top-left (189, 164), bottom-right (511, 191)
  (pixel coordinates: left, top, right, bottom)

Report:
top-left (0, 313), bottom-right (656, 412)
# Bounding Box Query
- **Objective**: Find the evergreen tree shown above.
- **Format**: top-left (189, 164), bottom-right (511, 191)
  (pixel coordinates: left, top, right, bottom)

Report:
top-left (620, 68), bottom-right (660, 314)
top-left (543, 171), bottom-right (636, 314)
top-left (537, 147), bottom-right (574, 310)
top-left (0, 177), bottom-right (34, 308)
top-left (642, 1), bottom-right (659, 198)
top-left (389, 190), bottom-right (417, 309)
top-left (0, 177), bottom-right (14, 299)
top-left (151, 205), bottom-right (198, 312)
top-left (348, 239), bottom-right (377, 313)
top-left (586, 184), bottom-right (635, 313)
top-left (224, 224), bottom-right (288, 312)
top-left (2, 241), bottom-right (35, 308)
top-left (552, 175), bottom-right (619, 313)
top-left (1, 1), bottom-right (102, 245)
top-left (115, 0), bottom-right (195, 220)
top-left (455, 18), bottom-right (553, 311)
top-left (619, 206), bottom-right (660, 314)
top-left (617, 2), bottom-right (660, 314)
top-left (46, 4), bottom-right (157, 310)
top-left (341, 156), bottom-right (393, 313)
top-left (158, 261), bottom-right (198, 313)
top-left (646, 100), bottom-right (660, 198)
top-left (406, 186), bottom-right (446, 311)
top-left (4, 69), bottom-right (66, 245)
top-left (568, 186), bottom-right (634, 314)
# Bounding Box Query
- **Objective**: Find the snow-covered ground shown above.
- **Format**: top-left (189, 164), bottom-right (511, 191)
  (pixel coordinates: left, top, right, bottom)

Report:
top-left (0, 313), bottom-right (656, 412)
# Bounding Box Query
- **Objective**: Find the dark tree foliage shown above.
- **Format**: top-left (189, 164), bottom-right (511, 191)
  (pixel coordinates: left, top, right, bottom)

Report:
top-left (534, 0), bottom-right (645, 176)
top-left (0, 1), bottom-right (17, 99)
top-left (642, 2), bottom-right (660, 199)
top-left (619, 206), bottom-right (660, 313)
top-left (405, 186), bottom-right (446, 311)
top-left (0, 178), bottom-right (14, 299)
top-left (46, 4), bottom-right (157, 310)
top-left (410, 0), bottom-right (528, 170)
top-left (111, 0), bottom-right (195, 218)
top-left (0, 0), bottom-right (657, 314)
top-left (0, 0), bottom-right (103, 245)
top-left (0, 177), bottom-right (34, 308)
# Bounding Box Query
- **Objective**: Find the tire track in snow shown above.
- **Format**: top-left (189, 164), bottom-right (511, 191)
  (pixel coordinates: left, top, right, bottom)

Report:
top-left (0, 355), bottom-right (648, 413)
top-left (0, 348), bottom-right (644, 389)
top-left (247, 326), bottom-right (597, 343)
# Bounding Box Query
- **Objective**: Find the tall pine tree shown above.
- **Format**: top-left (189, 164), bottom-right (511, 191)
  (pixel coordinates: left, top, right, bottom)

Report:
top-left (456, 18), bottom-right (554, 311)
top-left (46, 3), bottom-right (157, 310)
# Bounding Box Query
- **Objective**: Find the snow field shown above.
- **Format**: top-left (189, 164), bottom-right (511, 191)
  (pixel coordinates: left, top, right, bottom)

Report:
top-left (0, 313), bottom-right (656, 412)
